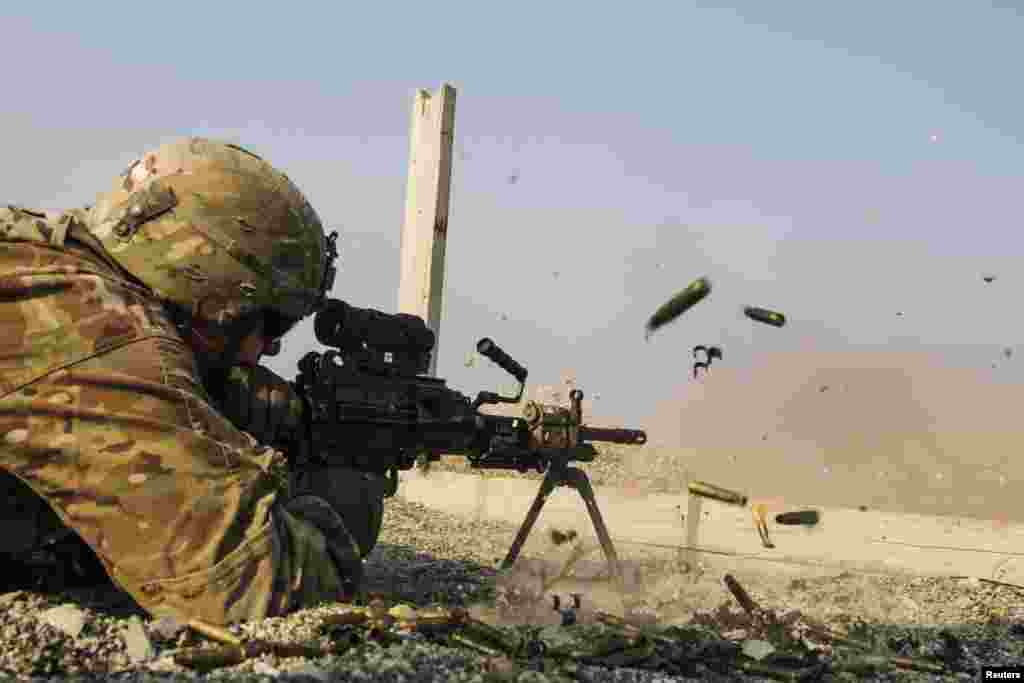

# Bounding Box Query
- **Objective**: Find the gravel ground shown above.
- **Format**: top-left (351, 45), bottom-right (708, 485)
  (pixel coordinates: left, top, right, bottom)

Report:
top-left (1, 449), bottom-right (1023, 682)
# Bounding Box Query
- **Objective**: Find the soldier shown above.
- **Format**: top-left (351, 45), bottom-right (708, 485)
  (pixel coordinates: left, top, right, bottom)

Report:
top-left (0, 138), bottom-right (366, 625)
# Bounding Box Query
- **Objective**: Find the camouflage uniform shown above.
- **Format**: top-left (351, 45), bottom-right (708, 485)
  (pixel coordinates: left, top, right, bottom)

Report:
top-left (0, 139), bottom-right (360, 626)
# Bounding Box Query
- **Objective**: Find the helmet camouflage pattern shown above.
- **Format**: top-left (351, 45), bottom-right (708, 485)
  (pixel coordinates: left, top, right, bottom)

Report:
top-left (86, 137), bottom-right (336, 326)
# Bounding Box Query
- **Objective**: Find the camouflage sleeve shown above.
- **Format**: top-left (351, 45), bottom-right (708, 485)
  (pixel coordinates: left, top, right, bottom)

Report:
top-left (0, 231), bottom-right (355, 625)
top-left (0, 205), bottom-right (70, 245)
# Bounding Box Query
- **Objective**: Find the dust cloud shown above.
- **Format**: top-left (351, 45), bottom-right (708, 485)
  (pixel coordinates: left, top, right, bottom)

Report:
top-left (642, 349), bottom-right (1023, 522)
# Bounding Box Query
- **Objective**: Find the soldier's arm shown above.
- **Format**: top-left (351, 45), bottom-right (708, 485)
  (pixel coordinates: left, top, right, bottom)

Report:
top-left (0, 231), bottom-right (358, 625)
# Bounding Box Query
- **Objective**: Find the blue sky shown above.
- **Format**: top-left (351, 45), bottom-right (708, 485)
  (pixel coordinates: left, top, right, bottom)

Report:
top-left (4, 1), bottom-right (1022, 441)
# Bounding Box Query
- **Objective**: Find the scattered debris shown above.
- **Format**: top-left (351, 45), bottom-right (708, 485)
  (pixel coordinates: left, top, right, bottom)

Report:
top-left (38, 604), bottom-right (86, 639)
top-left (743, 306), bottom-right (786, 328)
top-left (551, 594), bottom-right (582, 626)
top-left (983, 274), bottom-right (997, 283)
top-left (715, 574), bottom-right (949, 676)
top-left (644, 277), bottom-right (711, 341)
top-left (693, 345), bottom-right (723, 363)
top-left (819, 385), bottom-right (829, 392)
top-left (751, 504), bottom-right (775, 549)
top-left (692, 345), bottom-right (723, 379)
top-left (507, 172), bottom-right (519, 185)
top-left (1004, 347), bottom-right (1014, 359)
top-left (549, 528), bottom-right (578, 546)
top-left (464, 352), bottom-right (476, 368)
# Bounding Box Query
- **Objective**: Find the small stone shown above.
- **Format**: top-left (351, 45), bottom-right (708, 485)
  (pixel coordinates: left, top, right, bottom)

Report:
top-left (0, 591), bottom-right (27, 608)
top-left (148, 615), bottom-right (186, 640)
top-left (742, 639), bottom-right (776, 661)
top-left (38, 603), bottom-right (87, 638)
top-left (121, 617), bottom-right (154, 663)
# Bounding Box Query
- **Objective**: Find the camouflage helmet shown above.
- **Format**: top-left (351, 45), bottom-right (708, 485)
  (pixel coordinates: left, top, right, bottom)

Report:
top-left (87, 137), bottom-right (337, 327)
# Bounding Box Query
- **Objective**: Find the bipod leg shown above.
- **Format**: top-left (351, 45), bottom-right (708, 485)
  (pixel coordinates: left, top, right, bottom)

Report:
top-left (500, 468), bottom-right (561, 570)
top-left (563, 467), bottom-right (624, 588)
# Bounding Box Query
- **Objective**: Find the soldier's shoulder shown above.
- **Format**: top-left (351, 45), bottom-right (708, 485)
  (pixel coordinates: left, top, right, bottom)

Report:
top-left (0, 205), bottom-right (72, 246)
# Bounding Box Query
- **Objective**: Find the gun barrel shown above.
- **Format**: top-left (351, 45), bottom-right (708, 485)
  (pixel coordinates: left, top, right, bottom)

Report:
top-left (578, 426), bottom-right (647, 445)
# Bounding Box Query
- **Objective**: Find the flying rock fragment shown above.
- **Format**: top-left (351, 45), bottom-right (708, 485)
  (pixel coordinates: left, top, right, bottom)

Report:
top-left (549, 528), bottom-right (578, 546)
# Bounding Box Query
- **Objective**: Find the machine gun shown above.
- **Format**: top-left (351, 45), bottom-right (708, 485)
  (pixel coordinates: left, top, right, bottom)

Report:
top-left (288, 298), bottom-right (648, 579)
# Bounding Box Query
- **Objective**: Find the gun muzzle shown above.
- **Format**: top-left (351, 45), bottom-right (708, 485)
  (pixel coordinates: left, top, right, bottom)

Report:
top-left (687, 480), bottom-right (748, 507)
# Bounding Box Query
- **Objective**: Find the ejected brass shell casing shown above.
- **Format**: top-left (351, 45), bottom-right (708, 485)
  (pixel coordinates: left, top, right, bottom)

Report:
top-left (186, 619), bottom-right (243, 647)
top-left (723, 574), bottom-right (759, 614)
top-left (645, 277), bottom-right (712, 341)
top-left (687, 480), bottom-right (748, 507)
top-left (775, 509), bottom-right (821, 526)
top-left (174, 645), bottom-right (246, 672)
top-left (411, 608), bottom-right (459, 629)
top-left (320, 610), bottom-right (370, 628)
top-left (593, 611), bottom-right (643, 641)
top-left (450, 631), bottom-right (504, 656)
top-left (174, 639), bottom-right (343, 672)
top-left (743, 306), bottom-right (787, 328)
top-left (460, 617), bottom-right (522, 655)
top-left (752, 503), bottom-right (775, 549)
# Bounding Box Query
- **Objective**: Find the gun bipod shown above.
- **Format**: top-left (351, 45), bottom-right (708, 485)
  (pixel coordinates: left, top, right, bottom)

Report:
top-left (499, 460), bottom-right (625, 590)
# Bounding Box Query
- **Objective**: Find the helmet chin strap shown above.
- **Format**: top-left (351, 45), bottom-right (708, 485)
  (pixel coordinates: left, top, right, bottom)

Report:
top-left (169, 306), bottom-right (265, 403)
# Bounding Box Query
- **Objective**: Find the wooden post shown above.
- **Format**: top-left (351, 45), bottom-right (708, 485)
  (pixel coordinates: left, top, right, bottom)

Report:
top-left (398, 83), bottom-right (457, 376)
top-left (684, 470), bottom-right (703, 583)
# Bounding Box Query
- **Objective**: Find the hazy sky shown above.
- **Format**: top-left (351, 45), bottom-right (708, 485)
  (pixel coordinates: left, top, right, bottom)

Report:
top-left (4, 1), bottom-right (1023, 435)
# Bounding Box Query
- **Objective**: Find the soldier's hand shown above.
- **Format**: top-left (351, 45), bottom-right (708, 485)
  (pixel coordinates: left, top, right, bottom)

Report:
top-left (219, 364), bottom-right (303, 445)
